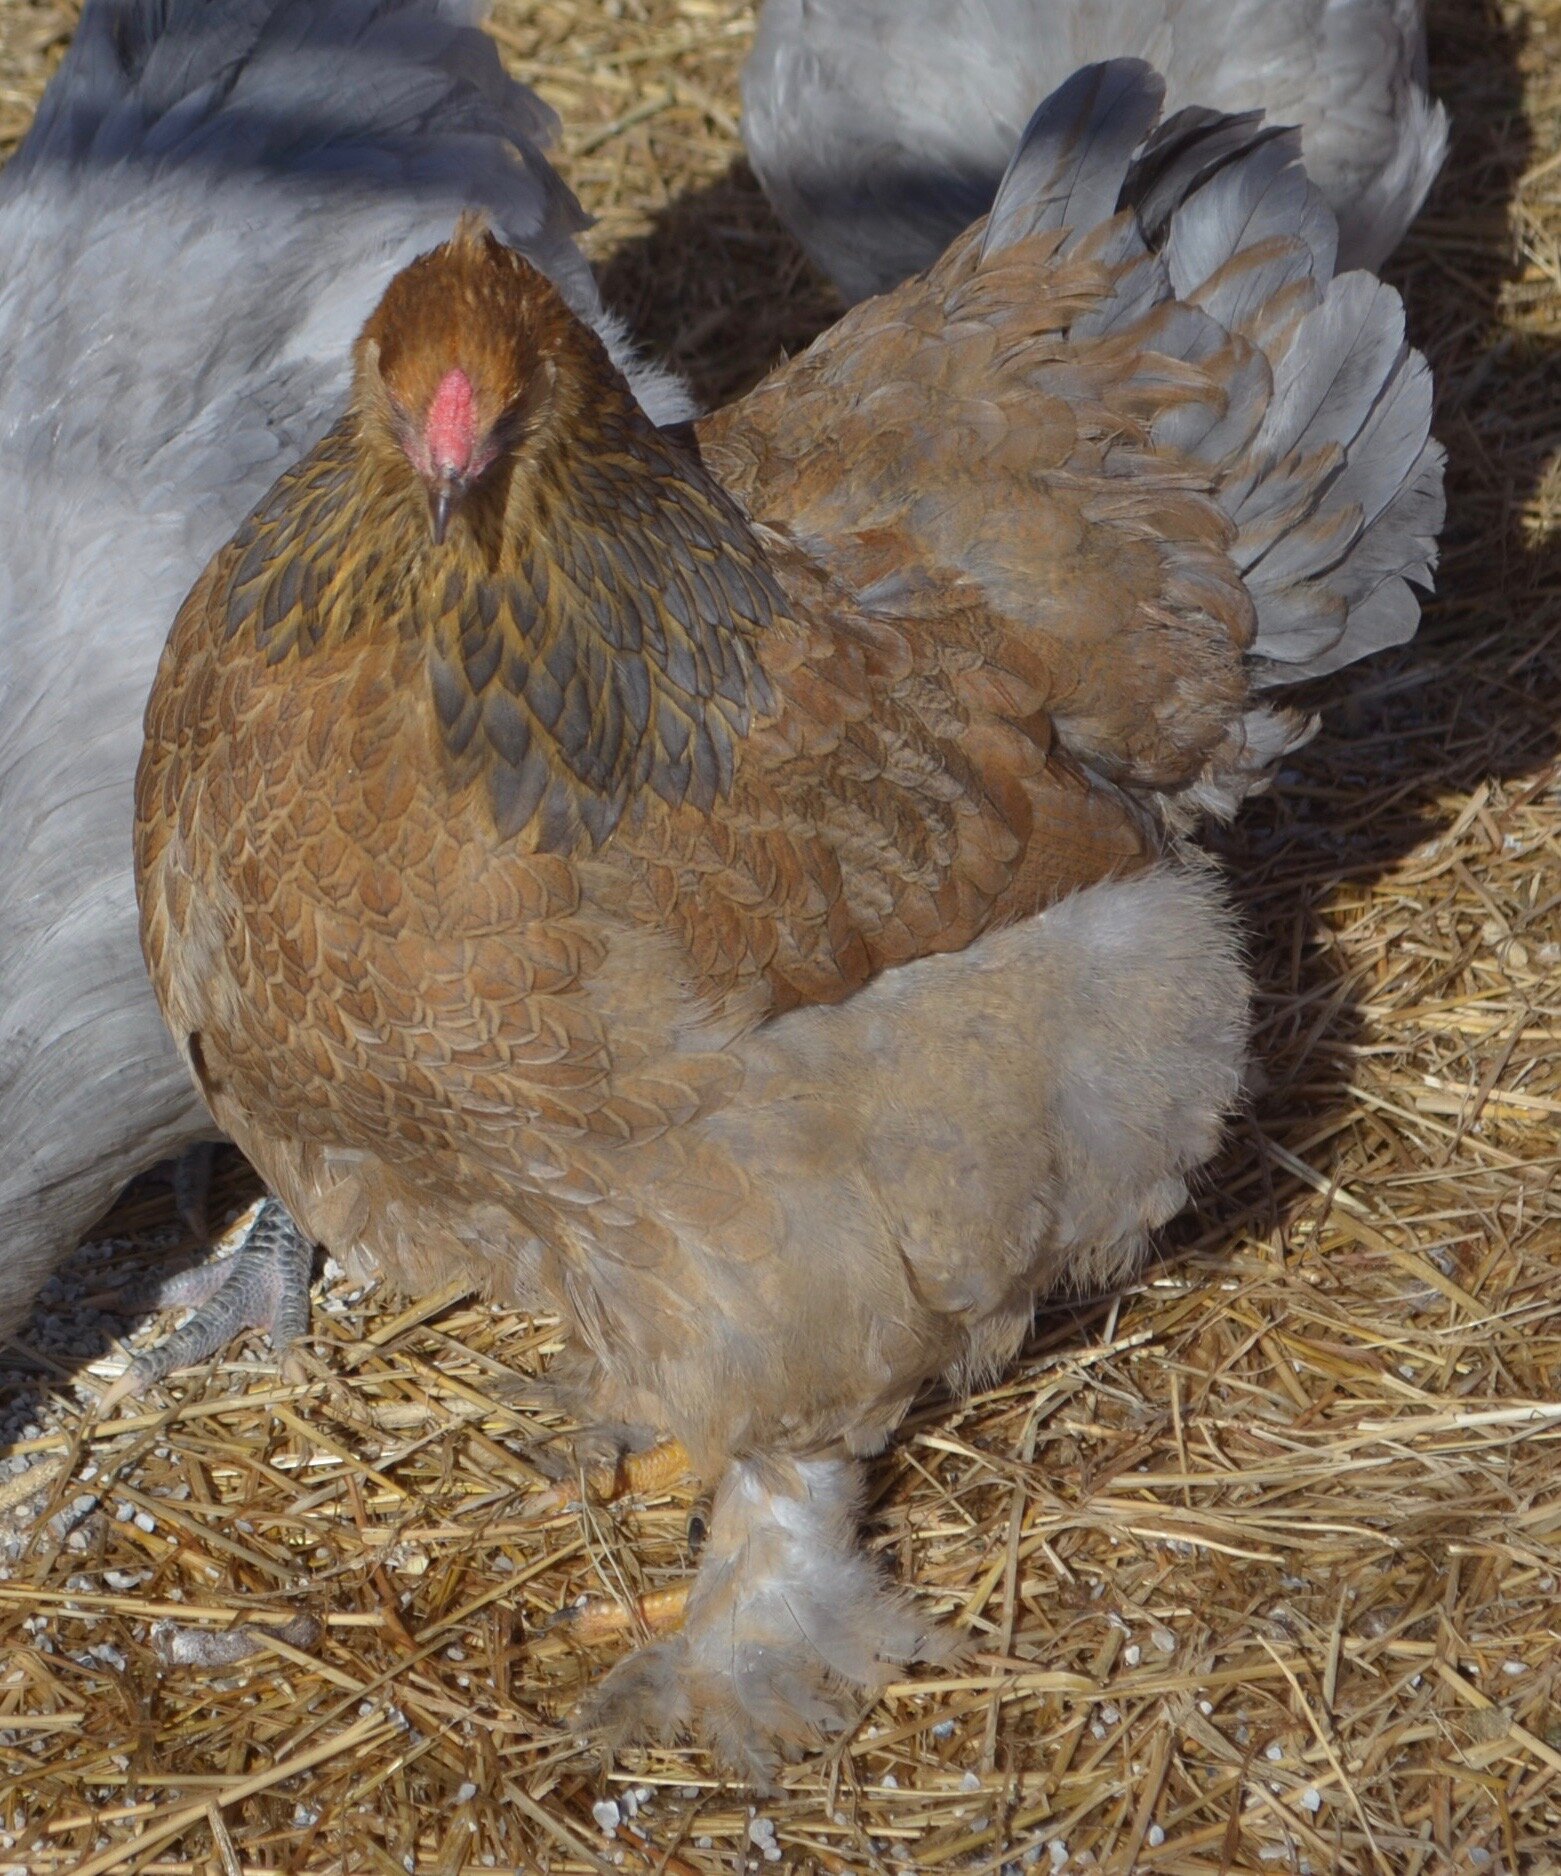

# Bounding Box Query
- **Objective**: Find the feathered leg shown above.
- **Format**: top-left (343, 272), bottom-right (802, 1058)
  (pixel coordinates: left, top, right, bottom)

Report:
top-left (580, 1452), bottom-right (948, 1782)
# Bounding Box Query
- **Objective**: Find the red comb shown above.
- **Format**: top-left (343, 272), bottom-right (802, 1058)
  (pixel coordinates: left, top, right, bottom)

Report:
top-left (425, 368), bottom-right (477, 476)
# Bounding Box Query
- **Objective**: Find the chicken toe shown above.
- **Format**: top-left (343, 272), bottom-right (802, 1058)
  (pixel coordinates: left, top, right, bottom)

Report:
top-left (107, 1196), bottom-right (315, 1403)
top-left (547, 1582), bottom-right (691, 1645)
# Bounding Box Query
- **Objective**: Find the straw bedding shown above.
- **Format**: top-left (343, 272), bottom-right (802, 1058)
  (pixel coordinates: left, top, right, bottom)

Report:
top-left (1, 1), bottom-right (1559, 1870)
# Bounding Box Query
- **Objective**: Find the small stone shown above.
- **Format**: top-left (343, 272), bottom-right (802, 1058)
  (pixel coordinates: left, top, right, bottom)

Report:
top-left (1265, 1742), bottom-right (1284, 1762)
top-left (747, 1818), bottom-right (776, 1848)
top-left (1049, 1841), bottom-right (1069, 1870)
top-left (1123, 1644), bottom-right (1141, 1667)
top-left (454, 1783), bottom-right (477, 1803)
top-left (1300, 1787), bottom-right (1322, 1814)
top-left (592, 1799), bottom-right (621, 1837)
top-left (1151, 1627), bottom-right (1175, 1654)
top-left (1503, 1660), bottom-right (1525, 1677)
top-left (132, 1510), bottom-right (156, 1534)
top-left (960, 1771), bottom-right (981, 1793)
top-left (1146, 1824), bottom-right (1165, 1848)
top-left (932, 1719), bottom-right (956, 1740)
top-left (879, 1775), bottom-right (898, 1791)
top-left (1198, 1699), bottom-right (1214, 1715)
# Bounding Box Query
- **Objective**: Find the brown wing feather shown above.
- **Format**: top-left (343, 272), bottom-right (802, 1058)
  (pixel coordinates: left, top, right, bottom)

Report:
top-left (699, 216), bottom-right (1261, 800)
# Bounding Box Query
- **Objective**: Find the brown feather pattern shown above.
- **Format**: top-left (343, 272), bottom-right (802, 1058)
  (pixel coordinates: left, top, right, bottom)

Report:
top-left (135, 98), bottom-right (1438, 1759)
top-left (132, 204), bottom-right (1277, 1435)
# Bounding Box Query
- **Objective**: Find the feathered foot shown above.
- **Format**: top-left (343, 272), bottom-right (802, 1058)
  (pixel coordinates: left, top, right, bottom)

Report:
top-left (102, 1196), bottom-right (316, 1406)
top-left (578, 1454), bottom-right (951, 1783)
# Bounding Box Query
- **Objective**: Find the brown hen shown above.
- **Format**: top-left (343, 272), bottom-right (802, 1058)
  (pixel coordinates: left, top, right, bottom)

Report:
top-left (136, 63), bottom-right (1443, 1773)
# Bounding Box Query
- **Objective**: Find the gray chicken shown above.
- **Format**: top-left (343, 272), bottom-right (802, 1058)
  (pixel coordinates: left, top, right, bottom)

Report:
top-left (0, 0), bottom-right (689, 1358)
top-left (743, 0), bottom-right (1449, 300)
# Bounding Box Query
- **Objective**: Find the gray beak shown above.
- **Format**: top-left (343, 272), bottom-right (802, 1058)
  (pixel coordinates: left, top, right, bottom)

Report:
top-left (429, 475), bottom-right (466, 546)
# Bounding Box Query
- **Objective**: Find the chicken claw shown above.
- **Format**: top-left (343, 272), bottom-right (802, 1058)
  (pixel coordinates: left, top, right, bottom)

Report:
top-left (104, 1195), bottom-right (315, 1405)
top-left (546, 1582), bottom-right (691, 1644)
top-left (527, 1437), bottom-right (693, 1519)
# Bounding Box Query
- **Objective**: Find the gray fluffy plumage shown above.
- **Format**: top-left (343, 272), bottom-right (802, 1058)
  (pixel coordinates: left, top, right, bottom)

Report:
top-left (742, 0), bottom-right (1449, 301)
top-left (0, 0), bottom-right (690, 1348)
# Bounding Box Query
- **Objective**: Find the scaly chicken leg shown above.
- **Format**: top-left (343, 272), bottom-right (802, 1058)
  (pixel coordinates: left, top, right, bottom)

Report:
top-left (104, 1197), bottom-right (315, 1404)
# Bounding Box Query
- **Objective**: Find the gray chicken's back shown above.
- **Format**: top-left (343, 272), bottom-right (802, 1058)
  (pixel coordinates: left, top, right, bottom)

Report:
top-left (742, 0), bottom-right (1448, 300)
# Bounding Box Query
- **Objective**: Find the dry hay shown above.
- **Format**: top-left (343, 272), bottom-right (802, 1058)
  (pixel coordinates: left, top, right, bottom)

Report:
top-left (2, 0), bottom-right (1560, 1871)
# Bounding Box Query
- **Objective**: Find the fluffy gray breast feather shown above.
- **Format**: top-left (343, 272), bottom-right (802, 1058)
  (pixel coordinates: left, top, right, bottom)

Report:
top-left (0, 0), bottom-right (691, 1343)
top-left (742, 0), bottom-right (1449, 301)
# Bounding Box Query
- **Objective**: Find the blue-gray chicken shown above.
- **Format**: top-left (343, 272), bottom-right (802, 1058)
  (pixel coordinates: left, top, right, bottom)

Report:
top-left (0, 0), bottom-right (689, 1357)
top-left (743, 0), bottom-right (1448, 301)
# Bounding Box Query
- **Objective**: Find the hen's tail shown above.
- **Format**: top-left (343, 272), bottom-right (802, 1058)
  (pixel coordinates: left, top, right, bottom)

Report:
top-left (719, 59), bottom-right (1444, 823)
top-left (993, 62), bottom-right (1445, 693)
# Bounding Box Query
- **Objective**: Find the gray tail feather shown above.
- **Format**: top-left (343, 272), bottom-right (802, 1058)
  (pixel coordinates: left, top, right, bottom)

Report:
top-left (986, 58), bottom-right (1444, 688)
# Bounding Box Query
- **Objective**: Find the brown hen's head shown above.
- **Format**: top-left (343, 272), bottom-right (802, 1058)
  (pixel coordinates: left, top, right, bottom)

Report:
top-left (354, 214), bottom-right (577, 544)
